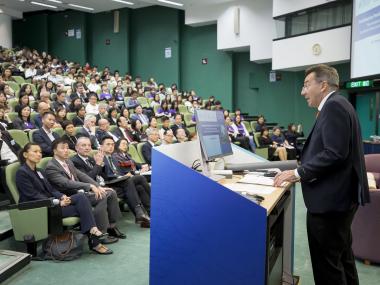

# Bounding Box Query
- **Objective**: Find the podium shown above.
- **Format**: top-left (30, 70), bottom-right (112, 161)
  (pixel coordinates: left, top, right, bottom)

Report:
top-left (150, 142), bottom-right (295, 285)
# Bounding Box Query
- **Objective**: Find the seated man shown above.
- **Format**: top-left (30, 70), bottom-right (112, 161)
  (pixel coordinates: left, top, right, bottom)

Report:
top-left (100, 136), bottom-right (151, 228)
top-left (113, 117), bottom-right (136, 144)
top-left (175, 128), bottom-right (188, 143)
top-left (45, 138), bottom-right (125, 241)
top-left (71, 137), bottom-right (106, 187)
top-left (77, 114), bottom-right (100, 149)
top-left (32, 111), bottom-right (60, 157)
top-left (130, 105), bottom-right (149, 125)
top-left (171, 113), bottom-right (190, 139)
top-left (141, 128), bottom-right (160, 165)
top-left (161, 129), bottom-right (174, 145)
top-left (95, 103), bottom-right (108, 123)
top-left (33, 102), bottom-right (51, 129)
top-left (52, 90), bottom-right (69, 112)
top-left (96, 119), bottom-right (119, 143)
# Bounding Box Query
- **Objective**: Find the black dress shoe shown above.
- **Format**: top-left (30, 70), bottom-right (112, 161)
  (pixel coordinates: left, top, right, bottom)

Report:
top-left (101, 236), bottom-right (119, 244)
top-left (108, 227), bottom-right (127, 239)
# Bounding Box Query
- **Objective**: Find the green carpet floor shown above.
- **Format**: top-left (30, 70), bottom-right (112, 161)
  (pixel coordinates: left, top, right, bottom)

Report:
top-left (1, 185), bottom-right (379, 285)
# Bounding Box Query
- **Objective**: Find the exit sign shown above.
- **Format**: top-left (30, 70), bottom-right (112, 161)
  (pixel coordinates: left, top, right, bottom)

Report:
top-left (345, 80), bottom-right (373, 89)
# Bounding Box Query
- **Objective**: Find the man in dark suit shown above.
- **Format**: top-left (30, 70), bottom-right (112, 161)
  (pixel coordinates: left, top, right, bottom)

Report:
top-left (33, 102), bottom-right (51, 129)
top-left (100, 136), bottom-right (151, 228)
top-left (77, 114), bottom-right (99, 149)
top-left (52, 90), bottom-right (69, 112)
top-left (141, 128), bottom-right (159, 165)
top-left (171, 113), bottom-right (190, 139)
top-left (113, 117), bottom-right (136, 143)
top-left (32, 111), bottom-right (60, 157)
top-left (45, 138), bottom-right (125, 240)
top-left (274, 64), bottom-right (370, 285)
top-left (96, 119), bottom-right (119, 143)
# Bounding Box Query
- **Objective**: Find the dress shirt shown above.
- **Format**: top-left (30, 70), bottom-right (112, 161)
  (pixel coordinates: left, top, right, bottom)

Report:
top-left (43, 126), bottom-right (56, 142)
top-left (85, 103), bottom-right (99, 115)
top-left (0, 140), bottom-right (18, 163)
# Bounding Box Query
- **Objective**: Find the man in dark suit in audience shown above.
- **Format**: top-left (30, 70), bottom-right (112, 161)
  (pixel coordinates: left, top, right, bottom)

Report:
top-left (70, 82), bottom-right (88, 103)
top-left (171, 113), bottom-right (190, 139)
top-left (274, 64), bottom-right (370, 285)
top-left (113, 117), bottom-right (136, 143)
top-left (100, 136), bottom-right (151, 228)
top-left (52, 90), bottom-right (69, 112)
top-left (33, 102), bottom-right (51, 129)
top-left (141, 128), bottom-right (160, 165)
top-left (71, 136), bottom-right (105, 185)
top-left (96, 119), bottom-right (119, 143)
top-left (130, 105), bottom-right (149, 125)
top-left (77, 114), bottom-right (99, 149)
top-left (45, 138), bottom-right (125, 240)
top-left (32, 111), bottom-right (60, 157)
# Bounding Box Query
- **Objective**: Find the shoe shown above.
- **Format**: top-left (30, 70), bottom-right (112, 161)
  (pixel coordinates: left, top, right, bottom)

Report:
top-left (140, 220), bottom-right (150, 228)
top-left (101, 236), bottom-right (119, 244)
top-left (135, 205), bottom-right (150, 224)
top-left (108, 227), bottom-right (127, 239)
top-left (91, 244), bottom-right (113, 255)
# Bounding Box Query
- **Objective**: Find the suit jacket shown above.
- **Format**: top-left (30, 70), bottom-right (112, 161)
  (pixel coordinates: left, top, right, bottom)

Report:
top-left (130, 113), bottom-right (149, 125)
top-left (0, 126), bottom-right (21, 155)
top-left (16, 164), bottom-right (63, 203)
top-left (101, 155), bottom-right (120, 181)
top-left (72, 116), bottom-right (84, 127)
top-left (297, 92), bottom-right (370, 213)
top-left (12, 118), bottom-right (36, 131)
top-left (95, 128), bottom-right (109, 143)
top-left (33, 113), bottom-right (43, 129)
top-left (77, 127), bottom-right (99, 149)
top-left (141, 141), bottom-right (153, 165)
top-left (112, 152), bottom-right (141, 175)
top-left (32, 128), bottom-right (60, 157)
top-left (71, 154), bottom-right (103, 181)
top-left (171, 124), bottom-right (190, 138)
top-left (45, 158), bottom-right (99, 196)
top-left (113, 127), bottom-right (135, 143)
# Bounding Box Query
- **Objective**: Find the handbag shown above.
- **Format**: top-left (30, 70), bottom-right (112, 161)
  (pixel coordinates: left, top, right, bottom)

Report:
top-left (42, 231), bottom-right (84, 261)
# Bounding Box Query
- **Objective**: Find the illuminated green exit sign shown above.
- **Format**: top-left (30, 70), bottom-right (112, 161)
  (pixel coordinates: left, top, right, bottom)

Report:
top-left (345, 80), bottom-right (373, 89)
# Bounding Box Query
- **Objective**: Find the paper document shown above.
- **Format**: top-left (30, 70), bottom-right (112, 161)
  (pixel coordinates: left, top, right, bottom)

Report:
top-left (238, 173), bottom-right (286, 187)
top-left (223, 183), bottom-right (275, 195)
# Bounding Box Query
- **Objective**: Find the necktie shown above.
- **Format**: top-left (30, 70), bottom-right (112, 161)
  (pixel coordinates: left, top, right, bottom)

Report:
top-left (108, 156), bottom-right (118, 174)
top-left (62, 161), bottom-right (75, 180)
top-left (85, 158), bottom-right (93, 169)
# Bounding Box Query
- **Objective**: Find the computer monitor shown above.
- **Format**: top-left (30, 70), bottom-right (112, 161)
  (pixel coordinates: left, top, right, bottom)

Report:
top-left (195, 109), bottom-right (233, 177)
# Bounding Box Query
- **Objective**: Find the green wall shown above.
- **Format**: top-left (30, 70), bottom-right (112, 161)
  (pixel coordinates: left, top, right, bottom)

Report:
top-left (87, 9), bottom-right (130, 74)
top-left (13, 14), bottom-right (49, 52)
top-left (181, 24), bottom-right (233, 110)
top-left (130, 6), bottom-right (180, 86)
top-left (48, 10), bottom-right (87, 65)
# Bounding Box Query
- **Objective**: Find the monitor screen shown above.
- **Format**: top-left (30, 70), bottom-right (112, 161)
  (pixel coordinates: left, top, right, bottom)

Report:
top-left (195, 109), bottom-right (233, 161)
top-left (351, 0), bottom-right (380, 78)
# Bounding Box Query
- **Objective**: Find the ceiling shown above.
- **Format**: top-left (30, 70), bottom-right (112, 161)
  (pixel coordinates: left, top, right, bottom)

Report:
top-left (0, 0), bottom-right (235, 14)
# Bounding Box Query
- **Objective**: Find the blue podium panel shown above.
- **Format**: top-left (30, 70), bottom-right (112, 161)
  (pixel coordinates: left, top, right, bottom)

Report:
top-left (150, 149), bottom-right (267, 285)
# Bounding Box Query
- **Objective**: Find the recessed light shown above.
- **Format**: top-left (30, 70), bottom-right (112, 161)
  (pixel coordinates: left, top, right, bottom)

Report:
top-left (158, 0), bottom-right (183, 7)
top-left (47, 0), bottom-right (62, 3)
top-left (68, 3), bottom-right (94, 11)
top-left (30, 1), bottom-right (57, 9)
top-left (112, 0), bottom-right (134, 5)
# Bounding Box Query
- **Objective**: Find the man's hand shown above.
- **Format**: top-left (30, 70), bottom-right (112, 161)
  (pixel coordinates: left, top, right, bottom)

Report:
top-left (125, 172), bottom-right (133, 177)
top-left (100, 186), bottom-right (114, 193)
top-left (93, 150), bottom-right (104, 165)
top-left (140, 164), bottom-right (149, 173)
top-left (273, 170), bottom-right (299, 187)
top-left (60, 195), bottom-right (71, 207)
top-left (90, 185), bottom-right (106, 200)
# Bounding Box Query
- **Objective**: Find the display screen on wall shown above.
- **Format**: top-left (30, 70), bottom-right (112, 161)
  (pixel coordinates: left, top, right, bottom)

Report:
top-left (351, 0), bottom-right (380, 79)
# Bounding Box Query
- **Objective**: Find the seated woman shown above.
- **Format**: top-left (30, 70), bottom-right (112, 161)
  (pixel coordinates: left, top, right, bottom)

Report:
top-left (16, 143), bottom-right (112, 254)
top-left (107, 107), bottom-right (118, 126)
top-left (234, 115), bottom-right (256, 152)
top-left (156, 101), bottom-right (171, 118)
top-left (131, 119), bottom-right (148, 142)
top-left (14, 93), bottom-right (32, 113)
top-left (150, 94), bottom-right (161, 108)
top-left (61, 120), bottom-right (78, 150)
top-left (169, 101), bottom-right (179, 117)
top-left (68, 97), bottom-right (82, 113)
top-left (72, 105), bottom-right (86, 127)
top-left (284, 123), bottom-right (303, 148)
top-left (120, 107), bottom-right (131, 123)
top-left (255, 115), bottom-right (266, 132)
top-left (271, 127), bottom-right (296, 160)
top-left (112, 138), bottom-right (150, 176)
top-left (12, 105), bottom-right (36, 131)
top-left (85, 93), bottom-right (99, 115)
top-left (259, 127), bottom-right (287, 161)
top-left (98, 84), bottom-right (112, 101)
top-left (146, 116), bottom-right (158, 134)
top-left (225, 116), bottom-right (251, 151)
top-left (54, 106), bottom-right (67, 128)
